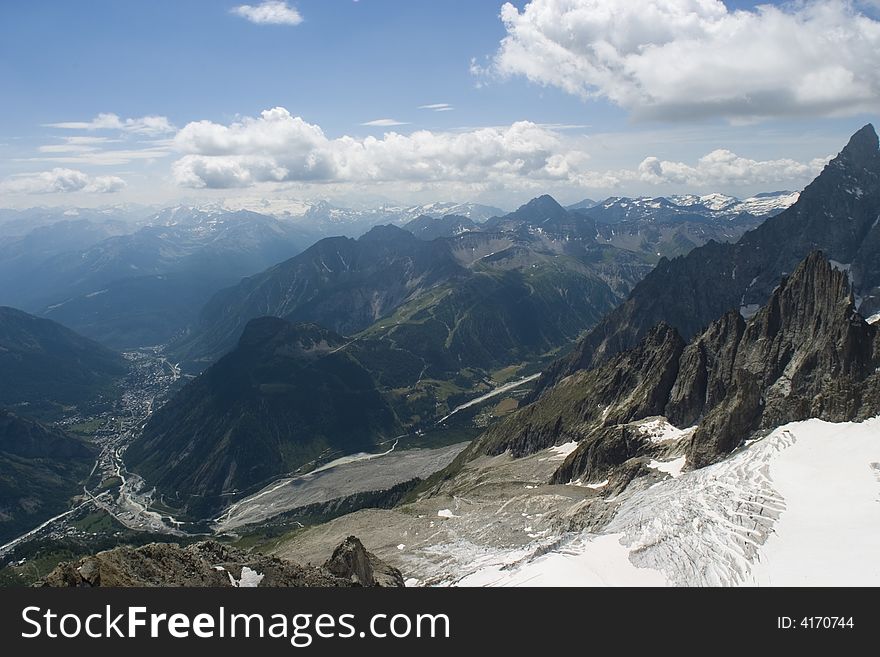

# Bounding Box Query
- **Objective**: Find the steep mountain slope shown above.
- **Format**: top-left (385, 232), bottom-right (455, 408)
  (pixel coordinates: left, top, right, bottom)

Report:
top-left (533, 124), bottom-right (880, 399)
top-left (0, 409), bottom-right (95, 543)
top-left (0, 306), bottom-right (126, 415)
top-left (476, 252), bottom-right (879, 483)
top-left (125, 318), bottom-right (401, 516)
top-left (178, 225), bottom-right (467, 365)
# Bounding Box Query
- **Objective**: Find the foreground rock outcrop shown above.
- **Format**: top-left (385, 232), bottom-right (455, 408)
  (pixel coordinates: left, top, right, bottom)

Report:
top-left (38, 537), bottom-right (405, 587)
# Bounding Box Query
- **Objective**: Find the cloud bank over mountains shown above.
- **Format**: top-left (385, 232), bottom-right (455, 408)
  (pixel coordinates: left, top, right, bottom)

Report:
top-left (169, 107), bottom-right (829, 193)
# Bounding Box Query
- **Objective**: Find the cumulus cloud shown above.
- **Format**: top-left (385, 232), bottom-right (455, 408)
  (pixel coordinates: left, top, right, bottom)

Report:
top-left (0, 168), bottom-right (127, 194)
top-left (231, 1), bottom-right (303, 25)
top-left (168, 106), bottom-right (828, 195)
top-left (45, 113), bottom-right (176, 135)
top-left (481, 0), bottom-right (880, 121)
top-left (637, 151), bottom-right (830, 187)
top-left (171, 107), bottom-right (593, 189)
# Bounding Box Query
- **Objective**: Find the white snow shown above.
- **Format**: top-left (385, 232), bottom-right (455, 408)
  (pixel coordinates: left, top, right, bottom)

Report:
top-left (437, 509), bottom-right (458, 519)
top-left (546, 441), bottom-right (579, 460)
top-left (456, 533), bottom-right (668, 587)
top-left (228, 566), bottom-right (264, 588)
top-left (635, 417), bottom-right (696, 444)
top-left (647, 456), bottom-right (686, 478)
top-left (397, 544), bottom-right (406, 550)
top-left (867, 313), bottom-right (880, 325)
top-left (451, 416), bottom-right (880, 587)
top-left (585, 479), bottom-right (609, 490)
top-left (739, 303), bottom-right (761, 319)
top-left (749, 418), bottom-right (880, 586)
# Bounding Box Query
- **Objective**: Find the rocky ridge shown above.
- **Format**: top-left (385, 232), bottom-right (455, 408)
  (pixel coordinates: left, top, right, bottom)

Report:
top-left (475, 251), bottom-right (880, 485)
top-left (39, 536), bottom-right (404, 587)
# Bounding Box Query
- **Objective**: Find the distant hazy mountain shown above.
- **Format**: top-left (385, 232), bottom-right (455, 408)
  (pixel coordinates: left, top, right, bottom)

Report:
top-left (267, 200), bottom-right (507, 243)
top-left (0, 306), bottom-right (126, 417)
top-left (0, 409), bottom-right (95, 543)
top-left (126, 318), bottom-right (400, 516)
top-left (586, 191), bottom-right (798, 224)
top-left (403, 214), bottom-right (479, 240)
top-left (411, 190), bottom-right (792, 264)
top-left (566, 198), bottom-right (598, 210)
top-left (532, 124), bottom-right (880, 399)
top-left (0, 207), bottom-right (313, 348)
top-left (0, 205), bottom-right (150, 239)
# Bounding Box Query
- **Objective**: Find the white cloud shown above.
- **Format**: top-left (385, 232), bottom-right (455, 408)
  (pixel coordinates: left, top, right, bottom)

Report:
top-left (37, 136), bottom-right (120, 154)
top-left (482, 0), bottom-right (880, 121)
top-left (361, 119), bottom-right (411, 127)
top-left (172, 107), bottom-right (591, 189)
top-left (231, 1), bottom-right (303, 26)
top-left (637, 151), bottom-right (831, 187)
top-left (169, 106), bottom-right (827, 195)
top-left (0, 168), bottom-right (127, 194)
top-left (45, 113), bottom-right (176, 135)
top-left (26, 145), bottom-right (172, 166)
top-left (419, 103), bottom-right (454, 112)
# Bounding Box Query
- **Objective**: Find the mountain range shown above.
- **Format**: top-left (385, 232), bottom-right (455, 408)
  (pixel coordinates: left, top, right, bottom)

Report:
top-left (531, 124), bottom-right (880, 401)
top-left (476, 251), bottom-right (879, 482)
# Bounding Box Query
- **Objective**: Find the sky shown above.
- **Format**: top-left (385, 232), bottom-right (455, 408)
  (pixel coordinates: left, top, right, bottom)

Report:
top-left (0, 0), bottom-right (879, 210)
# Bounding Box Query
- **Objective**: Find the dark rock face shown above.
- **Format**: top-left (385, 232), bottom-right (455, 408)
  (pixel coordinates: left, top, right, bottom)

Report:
top-left (531, 124), bottom-right (880, 400)
top-left (323, 536), bottom-right (405, 588)
top-left (477, 323), bottom-right (685, 458)
top-left (39, 538), bottom-right (405, 588)
top-left (548, 425), bottom-right (643, 486)
top-left (687, 251), bottom-right (880, 467)
top-left (475, 251), bottom-right (880, 483)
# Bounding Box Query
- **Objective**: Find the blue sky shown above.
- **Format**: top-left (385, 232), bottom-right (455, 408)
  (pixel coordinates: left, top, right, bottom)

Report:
top-left (1, 0), bottom-right (878, 209)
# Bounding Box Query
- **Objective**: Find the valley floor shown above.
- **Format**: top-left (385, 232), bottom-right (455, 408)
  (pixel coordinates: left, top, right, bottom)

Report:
top-left (274, 416), bottom-right (880, 587)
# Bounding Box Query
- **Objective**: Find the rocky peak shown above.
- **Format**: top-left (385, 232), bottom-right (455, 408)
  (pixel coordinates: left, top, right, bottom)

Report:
top-left (358, 223), bottom-right (416, 243)
top-left (837, 123), bottom-right (879, 167)
top-left (470, 252), bottom-right (879, 486)
top-left (323, 536), bottom-right (405, 587)
top-left (687, 251), bottom-right (879, 466)
top-left (507, 194), bottom-right (569, 222)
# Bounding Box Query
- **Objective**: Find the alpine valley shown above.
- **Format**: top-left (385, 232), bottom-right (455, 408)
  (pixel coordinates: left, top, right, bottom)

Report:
top-left (1, 125), bottom-right (879, 590)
